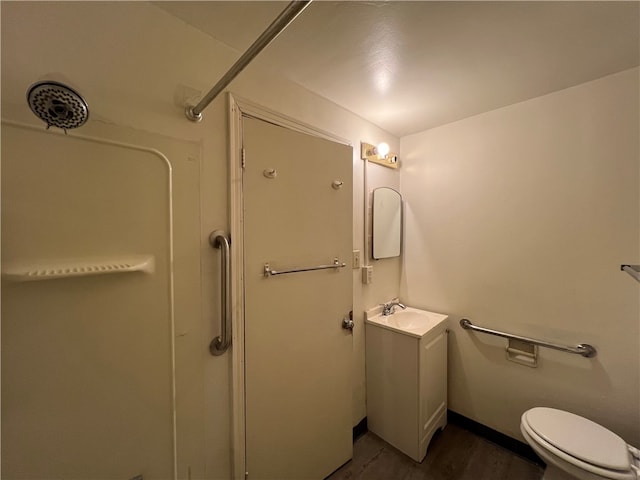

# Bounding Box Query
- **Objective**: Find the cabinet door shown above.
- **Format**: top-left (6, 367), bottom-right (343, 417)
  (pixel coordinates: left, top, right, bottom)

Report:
top-left (420, 329), bottom-right (447, 436)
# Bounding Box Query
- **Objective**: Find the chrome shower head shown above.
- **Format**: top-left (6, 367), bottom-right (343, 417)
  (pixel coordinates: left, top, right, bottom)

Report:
top-left (26, 80), bottom-right (89, 130)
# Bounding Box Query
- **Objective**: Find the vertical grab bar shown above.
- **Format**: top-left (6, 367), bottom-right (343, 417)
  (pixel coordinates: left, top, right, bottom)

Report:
top-left (209, 230), bottom-right (231, 356)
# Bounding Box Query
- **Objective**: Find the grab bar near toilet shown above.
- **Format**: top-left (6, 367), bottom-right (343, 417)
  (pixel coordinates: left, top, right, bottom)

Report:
top-left (460, 319), bottom-right (597, 358)
top-left (209, 230), bottom-right (231, 355)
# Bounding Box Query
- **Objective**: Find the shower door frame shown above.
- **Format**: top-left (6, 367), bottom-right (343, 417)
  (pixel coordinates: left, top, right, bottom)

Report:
top-left (227, 93), bottom-right (351, 479)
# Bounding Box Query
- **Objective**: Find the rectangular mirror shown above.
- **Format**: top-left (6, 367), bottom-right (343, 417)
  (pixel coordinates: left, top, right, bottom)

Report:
top-left (372, 187), bottom-right (402, 259)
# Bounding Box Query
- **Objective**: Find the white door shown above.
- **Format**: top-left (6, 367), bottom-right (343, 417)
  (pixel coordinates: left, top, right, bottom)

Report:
top-left (242, 116), bottom-right (353, 479)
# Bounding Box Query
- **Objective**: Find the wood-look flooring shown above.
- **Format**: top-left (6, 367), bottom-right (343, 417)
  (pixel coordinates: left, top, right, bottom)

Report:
top-left (327, 424), bottom-right (544, 480)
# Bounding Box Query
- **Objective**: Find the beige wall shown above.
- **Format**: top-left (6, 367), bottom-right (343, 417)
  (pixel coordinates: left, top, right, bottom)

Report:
top-left (400, 67), bottom-right (640, 445)
top-left (353, 160), bottom-right (402, 418)
top-left (1, 2), bottom-right (400, 477)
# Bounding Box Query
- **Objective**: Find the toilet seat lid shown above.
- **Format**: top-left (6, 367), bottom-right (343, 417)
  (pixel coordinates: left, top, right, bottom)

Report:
top-left (524, 407), bottom-right (630, 472)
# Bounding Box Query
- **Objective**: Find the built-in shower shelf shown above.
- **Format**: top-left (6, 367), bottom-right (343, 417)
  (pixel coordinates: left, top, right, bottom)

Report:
top-left (2, 255), bottom-right (155, 282)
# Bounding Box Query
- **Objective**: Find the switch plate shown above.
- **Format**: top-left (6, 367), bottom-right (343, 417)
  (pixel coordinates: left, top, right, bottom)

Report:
top-left (352, 250), bottom-right (361, 269)
top-left (362, 265), bottom-right (373, 284)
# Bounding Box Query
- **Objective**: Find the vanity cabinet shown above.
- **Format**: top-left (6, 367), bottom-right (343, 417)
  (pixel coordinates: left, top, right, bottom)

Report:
top-left (365, 308), bottom-right (448, 462)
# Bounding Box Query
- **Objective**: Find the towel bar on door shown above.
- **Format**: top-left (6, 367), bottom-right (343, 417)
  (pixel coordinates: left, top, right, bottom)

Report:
top-left (459, 319), bottom-right (597, 358)
top-left (263, 258), bottom-right (346, 277)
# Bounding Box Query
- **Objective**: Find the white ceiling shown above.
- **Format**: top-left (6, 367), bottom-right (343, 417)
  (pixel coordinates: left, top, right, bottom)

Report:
top-left (156, 1), bottom-right (640, 137)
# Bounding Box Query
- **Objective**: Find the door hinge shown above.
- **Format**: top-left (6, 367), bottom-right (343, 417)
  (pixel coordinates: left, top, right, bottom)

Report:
top-left (241, 148), bottom-right (246, 169)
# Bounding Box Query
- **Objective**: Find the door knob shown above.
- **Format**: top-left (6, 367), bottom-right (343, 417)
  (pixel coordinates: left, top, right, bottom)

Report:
top-left (342, 311), bottom-right (354, 330)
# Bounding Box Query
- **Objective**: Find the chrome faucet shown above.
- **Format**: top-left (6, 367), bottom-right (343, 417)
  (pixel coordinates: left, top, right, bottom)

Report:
top-left (382, 301), bottom-right (406, 316)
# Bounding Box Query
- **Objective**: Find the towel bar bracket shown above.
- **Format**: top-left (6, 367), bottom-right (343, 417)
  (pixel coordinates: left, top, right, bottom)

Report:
top-left (621, 264), bottom-right (640, 283)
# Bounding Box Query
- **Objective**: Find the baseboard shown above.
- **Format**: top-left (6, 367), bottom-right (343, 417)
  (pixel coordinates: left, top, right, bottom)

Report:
top-left (352, 417), bottom-right (368, 442)
top-left (447, 410), bottom-right (545, 467)
top-left (354, 412), bottom-right (544, 467)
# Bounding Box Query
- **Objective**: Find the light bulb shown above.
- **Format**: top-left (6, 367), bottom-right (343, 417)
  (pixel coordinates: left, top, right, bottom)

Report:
top-left (376, 142), bottom-right (390, 158)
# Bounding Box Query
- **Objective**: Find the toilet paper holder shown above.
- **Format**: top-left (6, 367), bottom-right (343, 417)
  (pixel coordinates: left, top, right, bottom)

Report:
top-left (506, 338), bottom-right (538, 368)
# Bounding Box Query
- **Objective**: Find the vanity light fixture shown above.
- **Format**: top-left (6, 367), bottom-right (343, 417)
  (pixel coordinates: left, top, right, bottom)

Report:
top-left (361, 141), bottom-right (399, 169)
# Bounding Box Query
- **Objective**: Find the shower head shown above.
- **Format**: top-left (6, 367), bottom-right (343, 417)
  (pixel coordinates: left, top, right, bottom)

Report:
top-left (26, 80), bottom-right (89, 130)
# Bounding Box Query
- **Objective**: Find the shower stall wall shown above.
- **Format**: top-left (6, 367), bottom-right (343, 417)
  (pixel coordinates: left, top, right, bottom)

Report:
top-left (1, 122), bottom-right (203, 480)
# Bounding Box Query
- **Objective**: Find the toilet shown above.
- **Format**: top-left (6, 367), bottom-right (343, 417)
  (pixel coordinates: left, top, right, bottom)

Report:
top-left (521, 407), bottom-right (640, 480)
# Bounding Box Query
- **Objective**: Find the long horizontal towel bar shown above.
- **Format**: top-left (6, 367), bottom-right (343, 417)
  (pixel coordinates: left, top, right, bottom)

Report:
top-left (621, 264), bottom-right (640, 283)
top-left (460, 319), bottom-right (597, 358)
top-left (264, 258), bottom-right (346, 277)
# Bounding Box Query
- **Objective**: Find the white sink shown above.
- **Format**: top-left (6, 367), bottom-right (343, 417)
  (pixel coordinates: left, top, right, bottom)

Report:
top-left (365, 306), bottom-right (448, 338)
